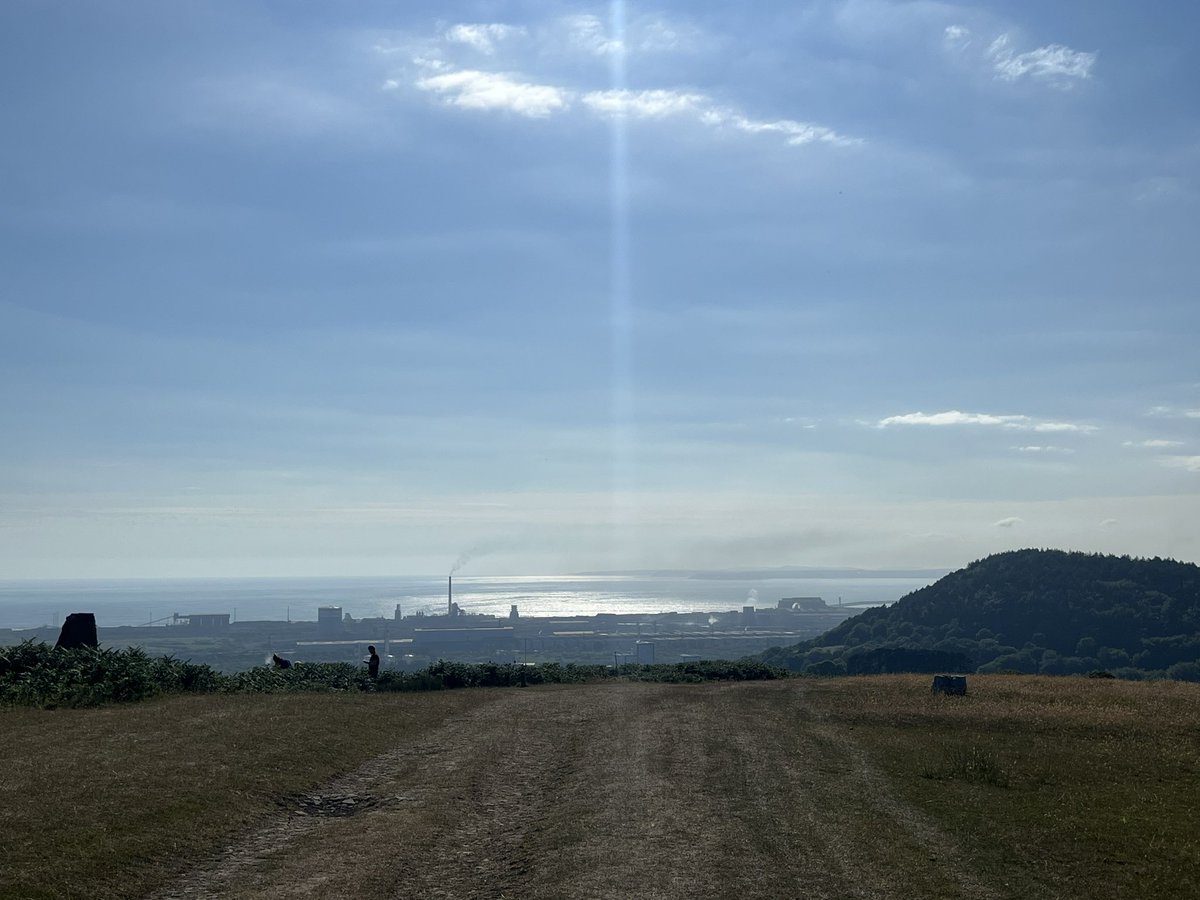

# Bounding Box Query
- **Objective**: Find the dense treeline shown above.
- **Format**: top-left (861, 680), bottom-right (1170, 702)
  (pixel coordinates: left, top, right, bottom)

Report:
top-left (761, 549), bottom-right (1200, 680)
top-left (0, 641), bottom-right (786, 709)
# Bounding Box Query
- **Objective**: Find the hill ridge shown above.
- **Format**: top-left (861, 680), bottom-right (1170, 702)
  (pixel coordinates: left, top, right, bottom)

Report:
top-left (760, 548), bottom-right (1200, 679)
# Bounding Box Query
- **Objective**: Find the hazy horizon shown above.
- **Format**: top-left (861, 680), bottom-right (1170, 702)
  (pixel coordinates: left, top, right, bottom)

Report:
top-left (0, 562), bottom-right (953, 584)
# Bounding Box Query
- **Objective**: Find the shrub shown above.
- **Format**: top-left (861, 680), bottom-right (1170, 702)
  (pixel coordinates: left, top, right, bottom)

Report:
top-left (0, 641), bottom-right (223, 709)
top-left (921, 744), bottom-right (1010, 787)
top-left (1166, 661), bottom-right (1200, 682)
top-left (225, 662), bottom-right (371, 694)
top-left (1, 643), bottom-right (789, 709)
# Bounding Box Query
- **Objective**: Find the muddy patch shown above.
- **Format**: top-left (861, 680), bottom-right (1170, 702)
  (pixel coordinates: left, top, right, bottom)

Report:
top-left (277, 792), bottom-right (384, 818)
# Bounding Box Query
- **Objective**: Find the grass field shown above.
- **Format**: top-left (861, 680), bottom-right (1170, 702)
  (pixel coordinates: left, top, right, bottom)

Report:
top-left (2, 675), bottom-right (1197, 899)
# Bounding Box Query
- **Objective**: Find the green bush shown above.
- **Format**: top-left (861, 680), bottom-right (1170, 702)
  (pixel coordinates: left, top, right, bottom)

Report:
top-left (0, 641), bottom-right (222, 709)
top-left (1, 642), bottom-right (790, 709)
top-left (224, 662), bottom-right (371, 694)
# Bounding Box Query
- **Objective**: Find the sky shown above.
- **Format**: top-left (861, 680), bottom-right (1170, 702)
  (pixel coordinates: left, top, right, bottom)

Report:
top-left (1, 0), bottom-right (1198, 578)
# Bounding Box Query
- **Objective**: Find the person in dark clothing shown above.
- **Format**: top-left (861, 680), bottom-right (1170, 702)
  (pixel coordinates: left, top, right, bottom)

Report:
top-left (367, 645), bottom-right (380, 679)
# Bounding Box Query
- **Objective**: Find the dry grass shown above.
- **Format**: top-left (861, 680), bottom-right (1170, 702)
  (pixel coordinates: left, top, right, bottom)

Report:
top-left (809, 675), bottom-right (1200, 899)
top-left (3, 675), bottom-right (1197, 899)
top-left (0, 690), bottom-right (494, 900)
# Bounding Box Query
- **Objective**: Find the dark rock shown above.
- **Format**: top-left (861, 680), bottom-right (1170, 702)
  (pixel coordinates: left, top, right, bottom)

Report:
top-left (931, 674), bottom-right (967, 695)
top-left (55, 613), bottom-right (98, 650)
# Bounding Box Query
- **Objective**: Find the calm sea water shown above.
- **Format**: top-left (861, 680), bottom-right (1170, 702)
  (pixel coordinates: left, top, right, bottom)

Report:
top-left (0, 574), bottom-right (937, 630)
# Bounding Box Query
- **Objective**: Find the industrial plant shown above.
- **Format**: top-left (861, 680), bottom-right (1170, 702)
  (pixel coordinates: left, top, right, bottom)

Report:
top-left (1, 585), bottom-right (857, 673)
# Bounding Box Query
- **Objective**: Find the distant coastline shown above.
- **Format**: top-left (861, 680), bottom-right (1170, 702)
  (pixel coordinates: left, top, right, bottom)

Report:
top-left (0, 572), bottom-right (928, 631)
top-left (574, 566), bottom-right (950, 581)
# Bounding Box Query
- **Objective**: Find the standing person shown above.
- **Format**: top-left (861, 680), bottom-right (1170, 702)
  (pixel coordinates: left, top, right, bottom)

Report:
top-left (367, 645), bottom-right (380, 679)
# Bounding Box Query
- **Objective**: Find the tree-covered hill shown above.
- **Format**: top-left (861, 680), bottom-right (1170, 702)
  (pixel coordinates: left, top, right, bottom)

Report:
top-left (760, 549), bottom-right (1200, 680)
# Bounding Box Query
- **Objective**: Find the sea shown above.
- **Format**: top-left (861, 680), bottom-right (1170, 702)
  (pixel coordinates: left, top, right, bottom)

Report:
top-left (0, 573), bottom-right (940, 631)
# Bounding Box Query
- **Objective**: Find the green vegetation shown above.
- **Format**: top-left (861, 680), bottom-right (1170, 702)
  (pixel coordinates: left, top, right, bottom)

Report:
top-left (0, 640), bottom-right (786, 708)
top-left (0, 641), bottom-right (222, 708)
top-left (761, 549), bottom-right (1200, 679)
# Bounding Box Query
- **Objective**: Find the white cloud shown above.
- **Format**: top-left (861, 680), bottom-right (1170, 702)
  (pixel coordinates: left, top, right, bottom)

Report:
top-left (1030, 421), bottom-right (1091, 433)
top-left (877, 410), bottom-right (1093, 432)
top-left (1014, 445), bottom-right (1074, 454)
top-left (394, 21), bottom-right (858, 149)
top-left (415, 69), bottom-right (569, 117)
top-left (564, 14), bottom-right (624, 56)
top-left (943, 24), bottom-right (972, 51)
top-left (881, 410), bottom-right (1026, 428)
top-left (1148, 405), bottom-right (1200, 419)
top-left (988, 34), bottom-right (1096, 88)
top-left (445, 23), bottom-right (526, 55)
top-left (1123, 439), bottom-right (1185, 449)
top-left (994, 516), bottom-right (1022, 528)
top-left (580, 90), bottom-right (860, 145)
top-left (582, 89), bottom-right (707, 118)
top-left (409, 56), bottom-right (449, 73)
top-left (719, 112), bottom-right (860, 147)
top-left (1161, 456), bottom-right (1200, 473)
top-left (1099, 518), bottom-right (1118, 527)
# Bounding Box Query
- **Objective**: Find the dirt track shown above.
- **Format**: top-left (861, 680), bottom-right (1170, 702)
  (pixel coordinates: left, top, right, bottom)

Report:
top-left (161, 681), bottom-right (996, 900)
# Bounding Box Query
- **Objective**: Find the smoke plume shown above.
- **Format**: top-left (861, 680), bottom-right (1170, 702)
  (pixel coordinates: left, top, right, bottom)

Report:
top-left (449, 543), bottom-right (499, 576)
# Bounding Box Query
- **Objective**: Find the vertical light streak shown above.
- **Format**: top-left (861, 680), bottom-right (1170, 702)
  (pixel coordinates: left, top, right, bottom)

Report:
top-left (608, 0), bottom-right (637, 560)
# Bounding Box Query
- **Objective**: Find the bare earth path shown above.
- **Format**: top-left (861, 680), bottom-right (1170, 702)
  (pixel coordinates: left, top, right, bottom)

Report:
top-left (161, 681), bottom-right (997, 900)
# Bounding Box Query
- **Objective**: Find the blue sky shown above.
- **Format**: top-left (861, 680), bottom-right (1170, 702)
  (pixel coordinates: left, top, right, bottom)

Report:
top-left (2, 0), bottom-right (1198, 578)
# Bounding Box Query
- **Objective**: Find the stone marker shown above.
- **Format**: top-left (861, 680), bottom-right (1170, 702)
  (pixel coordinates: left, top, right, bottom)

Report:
top-left (931, 674), bottom-right (967, 695)
top-left (55, 613), bottom-right (98, 650)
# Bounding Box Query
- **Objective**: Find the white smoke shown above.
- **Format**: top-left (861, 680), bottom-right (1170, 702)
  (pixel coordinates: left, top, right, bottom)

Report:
top-left (449, 542), bottom-right (503, 575)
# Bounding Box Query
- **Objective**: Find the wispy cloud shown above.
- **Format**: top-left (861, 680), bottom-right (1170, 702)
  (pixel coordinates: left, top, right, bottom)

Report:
top-left (943, 25), bottom-right (1096, 90)
top-left (413, 69), bottom-right (569, 117)
top-left (582, 90), bottom-right (860, 146)
top-left (1099, 518), bottom-right (1118, 527)
top-left (987, 34), bottom-right (1096, 88)
top-left (880, 411), bottom-right (1024, 427)
top-left (1161, 456), bottom-right (1200, 473)
top-left (1147, 405), bottom-right (1200, 419)
top-left (445, 23), bottom-right (527, 55)
top-left (392, 21), bottom-right (857, 148)
top-left (994, 516), bottom-right (1022, 528)
top-left (561, 14), bottom-right (689, 56)
top-left (1013, 445), bottom-right (1074, 455)
top-left (943, 24), bottom-right (972, 51)
top-left (563, 13), bottom-right (625, 56)
top-left (717, 112), bottom-right (858, 147)
top-left (582, 89), bottom-right (707, 118)
top-left (877, 410), bottom-right (1094, 433)
top-left (1123, 439), bottom-right (1184, 449)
